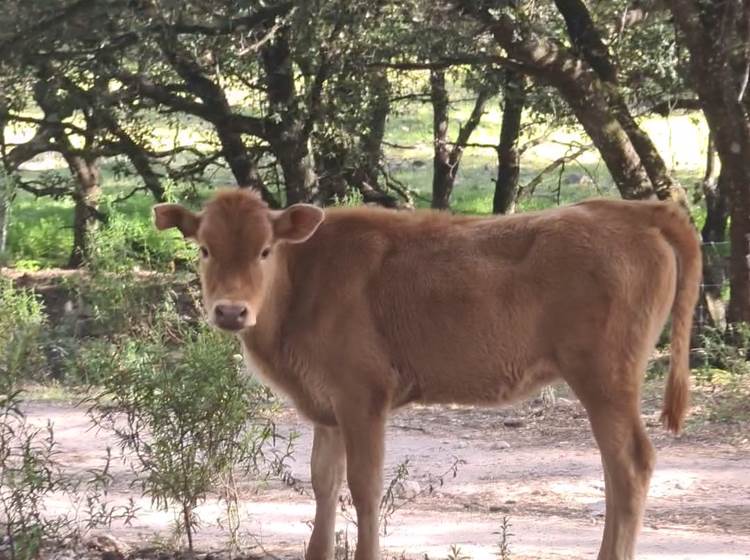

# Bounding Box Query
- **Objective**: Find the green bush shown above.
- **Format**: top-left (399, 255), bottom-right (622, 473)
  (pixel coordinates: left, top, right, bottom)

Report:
top-left (0, 282), bottom-right (133, 558)
top-left (6, 206), bottom-right (74, 269)
top-left (695, 323), bottom-right (750, 383)
top-left (1, 405), bottom-right (135, 559)
top-left (0, 417), bottom-right (66, 560)
top-left (88, 307), bottom-right (290, 551)
top-left (69, 270), bottom-right (175, 337)
top-left (87, 208), bottom-right (193, 274)
top-left (63, 337), bottom-right (120, 387)
top-left (0, 280), bottom-right (46, 383)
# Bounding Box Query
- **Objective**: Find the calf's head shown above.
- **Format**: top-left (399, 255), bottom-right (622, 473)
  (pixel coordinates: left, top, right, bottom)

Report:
top-left (153, 189), bottom-right (324, 331)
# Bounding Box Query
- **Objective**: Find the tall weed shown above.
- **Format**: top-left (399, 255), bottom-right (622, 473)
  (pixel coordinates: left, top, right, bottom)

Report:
top-left (88, 305), bottom-right (292, 551)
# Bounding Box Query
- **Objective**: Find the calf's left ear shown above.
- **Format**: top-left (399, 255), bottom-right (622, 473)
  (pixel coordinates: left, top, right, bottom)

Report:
top-left (153, 203), bottom-right (201, 239)
top-left (272, 204), bottom-right (325, 243)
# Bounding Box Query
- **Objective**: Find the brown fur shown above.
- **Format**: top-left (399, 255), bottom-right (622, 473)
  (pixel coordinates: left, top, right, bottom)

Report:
top-left (154, 190), bottom-right (701, 560)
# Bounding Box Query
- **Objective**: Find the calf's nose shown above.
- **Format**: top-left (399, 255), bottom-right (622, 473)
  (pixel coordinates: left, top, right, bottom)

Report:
top-left (213, 302), bottom-right (250, 331)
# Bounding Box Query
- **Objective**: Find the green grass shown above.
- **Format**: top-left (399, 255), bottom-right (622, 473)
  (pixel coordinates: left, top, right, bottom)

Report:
top-left (3, 90), bottom-right (711, 269)
top-left (385, 91), bottom-right (709, 214)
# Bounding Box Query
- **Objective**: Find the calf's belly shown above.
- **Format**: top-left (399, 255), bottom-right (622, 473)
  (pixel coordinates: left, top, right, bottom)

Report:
top-left (408, 357), bottom-right (561, 408)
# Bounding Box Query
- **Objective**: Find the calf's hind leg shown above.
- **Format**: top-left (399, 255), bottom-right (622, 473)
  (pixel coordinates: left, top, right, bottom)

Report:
top-left (572, 375), bottom-right (655, 560)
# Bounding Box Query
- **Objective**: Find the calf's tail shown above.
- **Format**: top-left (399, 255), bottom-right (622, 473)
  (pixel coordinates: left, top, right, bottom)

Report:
top-left (654, 204), bottom-right (701, 434)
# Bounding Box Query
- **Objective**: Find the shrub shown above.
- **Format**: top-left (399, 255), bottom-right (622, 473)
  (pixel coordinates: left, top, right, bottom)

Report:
top-left (0, 415), bottom-right (66, 560)
top-left (88, 307), bottom-right (291, 551)
top-left (695, 323), bottom-right (750, 383)
top-left (1, 327), bottom-right (133, 560)
top-left (88, 204), bottom-right (193, 274)
top-left (0, 280), bottom-right (46, 382)
top-left (7, 209), bottom-right (74, 269)
top-left (60, 206), bottom-right (198, 338)
top-left (0, 415), bottom-right (135, 560)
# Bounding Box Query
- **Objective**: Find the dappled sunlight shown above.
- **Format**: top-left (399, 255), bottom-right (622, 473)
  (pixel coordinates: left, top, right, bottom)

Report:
top-left (648, 469), bottom-right (699, 498)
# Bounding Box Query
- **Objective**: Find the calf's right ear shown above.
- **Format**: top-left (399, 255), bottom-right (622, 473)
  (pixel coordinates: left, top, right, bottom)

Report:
top-left (272, 204), bottom-right (324, 243)
top-left (153, 203), bottom-right (200, 239)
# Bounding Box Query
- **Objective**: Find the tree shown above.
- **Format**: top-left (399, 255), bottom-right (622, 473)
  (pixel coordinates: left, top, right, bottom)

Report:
top-left (493, 70), bottom-right (526, 214)
top-left (430, 68), bottom-right (495, 209)
top-left (666, 0), bottom-right (750, 324)
top-left (454, 0), bottom-right (689, 206)
top-left (552, 0), bottom-right (685, 205)
top-left (0, 65), bottom-right (106, 267)
top-left (0, 0), bottom-right (240, 265)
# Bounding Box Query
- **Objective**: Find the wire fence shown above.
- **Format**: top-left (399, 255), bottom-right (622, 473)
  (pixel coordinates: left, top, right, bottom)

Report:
top-left (693, 241), bottom-right (731, 335)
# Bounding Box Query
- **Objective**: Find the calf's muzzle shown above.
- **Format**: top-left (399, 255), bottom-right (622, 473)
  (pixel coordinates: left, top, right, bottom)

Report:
top-left (212, 301), bottom-right (253, 331)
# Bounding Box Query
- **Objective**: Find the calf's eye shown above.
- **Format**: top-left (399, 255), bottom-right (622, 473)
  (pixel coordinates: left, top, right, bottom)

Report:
top-left (200, 246), bottom-right (209, 259)
top-left (260, 247), bottom-right (271, 259)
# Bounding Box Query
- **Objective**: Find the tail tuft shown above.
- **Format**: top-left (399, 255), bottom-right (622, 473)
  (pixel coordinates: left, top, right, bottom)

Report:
top-left (660, 370), bottom-right (689, 433)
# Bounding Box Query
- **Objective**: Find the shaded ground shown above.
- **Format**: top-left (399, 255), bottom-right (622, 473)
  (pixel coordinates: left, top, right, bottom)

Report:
top-left (18, 381), bottom-right (750, 560)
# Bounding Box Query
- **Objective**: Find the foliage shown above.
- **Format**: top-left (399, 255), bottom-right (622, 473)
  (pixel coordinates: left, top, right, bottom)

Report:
top-left (87, 304), bottom-right (292, 551)
top-left (0, 279), bottom-right (46, 382)
top-left (695, 323), bottom-right (750, 383)
top-left (0, 412), bottom-right (66, 560)
top-left (339, 455), bottom-right (464, 537)
top-left (68, 219), bottom-right (195, 337)
top-left (87, 205), bottom-right (193, 274)
top-left (446, 544), bottom-right (470, 560)
top-left (497, 516), bottom-right (513, 560)
top-left (0, 412), bottom-right (136, 559)
top-left (0, 300), bottom-right (134, 560)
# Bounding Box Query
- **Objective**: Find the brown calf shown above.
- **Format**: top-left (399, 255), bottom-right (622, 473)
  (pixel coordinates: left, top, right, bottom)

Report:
top-left (154, 190), bottom-right (701, 560)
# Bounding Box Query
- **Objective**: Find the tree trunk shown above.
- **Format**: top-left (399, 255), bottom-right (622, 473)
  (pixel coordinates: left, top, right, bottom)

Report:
top-left (699, 169), bottom-right (730, 330)
top-left (695, 136), bottom-right (728, 331)
top-left (430, 69), bottom-right (452, 210)
top-left (113, 131), bottom-right (166, 202)
top-left (430, 70), bottom-right (492, 209)
top-left (702, 142), bottom-right (728, 244)
top-left (0, 170), bottom-right (12, 256)
top-left (493, 70), bottom-right (526, 214)
top-left (65, 155), bottom-right (101, 268)
top-left (274, 139), bottom-right (317, 205)
top-left (155, 32), bottom-right (274, 204)
top-left (261, 29), bottom-right (318, 205)
top-left (553, 0), bottom-right (688, 207)
top-left (727, 175), bottom-right (750, 324)
top-left (353, 70), bottom-right (391, 190)
top-left (481, 14), bottom-right (655, 201)
top-left (0, 190), bottom-right (8, 256)
top-left (352, 69), bottom-right (404, 207)
top-left (562, 82), bottom-right (654, 200)
top-left (316, 143), bottom-right (349, 204)
top-left (705, 126), bottom-right (750, 325)
top-left (215, 126), bottom-right (273, 204)
top-left (667, 0), bottom-right (750, 324)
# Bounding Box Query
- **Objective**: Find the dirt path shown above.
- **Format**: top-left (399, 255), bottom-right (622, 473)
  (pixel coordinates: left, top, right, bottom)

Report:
top-left (22, 387), bottom-right (750, 560)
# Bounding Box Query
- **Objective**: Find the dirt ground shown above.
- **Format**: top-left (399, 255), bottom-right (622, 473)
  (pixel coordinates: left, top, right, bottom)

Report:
top-left (19, 381), bottom-right (750, 560)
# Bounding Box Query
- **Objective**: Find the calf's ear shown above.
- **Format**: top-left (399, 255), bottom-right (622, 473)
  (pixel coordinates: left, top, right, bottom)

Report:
top-left (153, 203), bottom-right (201, 239)
top-left (272, 204), bottom-right (324, 243)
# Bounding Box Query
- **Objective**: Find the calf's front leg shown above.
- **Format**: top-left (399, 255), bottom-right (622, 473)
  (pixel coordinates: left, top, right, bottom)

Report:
top-left (306, 424), bottom-right (346, 560)
top-left (335, 395), bottom-right (388, 560)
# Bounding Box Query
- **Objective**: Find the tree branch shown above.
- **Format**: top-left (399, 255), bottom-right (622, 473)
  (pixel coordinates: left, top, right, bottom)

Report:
top-left (451, 85), bottom-right (494, 158)
top-left (170, 3), bottom-right (294, 37)
top-left (370, 55), bottom-right (526, 73)
top-left (0, 0), bottom-right (94, 52)
top-left (515, 144), bottom-right (594, 202)
top-left (646, 97), bottom-right (703, 116)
